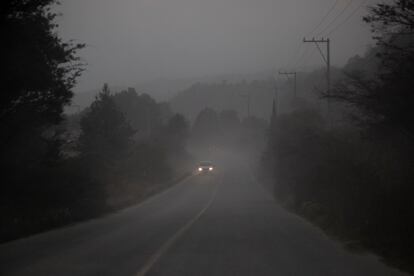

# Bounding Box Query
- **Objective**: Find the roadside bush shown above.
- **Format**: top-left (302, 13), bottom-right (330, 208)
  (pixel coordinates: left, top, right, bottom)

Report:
top-left (0, 157), bottom-right (106, 243)
top-left (265, 107), bottom-right (414, 273)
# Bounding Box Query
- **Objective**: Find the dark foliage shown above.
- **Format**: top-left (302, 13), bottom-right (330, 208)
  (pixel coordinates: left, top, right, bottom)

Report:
top-left (162, 113), bottom-right (189, 153)
top-left (261, 3), bottom-right (414, 271)
top-left (79, 84), bottom-right (135, 161)
top-left (0, 0), bottom-right (84, 132)
top-left (1, 83), bottom-right (192, 242)
top-left (329, 0), bottom-right (414, 138)
top-left (262, 107), bottom-right (414, 273)
top-left (112, 88), bottom-right (171, 138)
top-left (0, 0), bottom-right (87, 242)
top-left (263, 2), bottom-right (414, 263)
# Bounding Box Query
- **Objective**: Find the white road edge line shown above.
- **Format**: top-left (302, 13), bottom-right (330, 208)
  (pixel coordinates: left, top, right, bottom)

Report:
top-left (135, 178), bottom-right (220, 276)
top-left (118, 175), bottom-right (194, 214)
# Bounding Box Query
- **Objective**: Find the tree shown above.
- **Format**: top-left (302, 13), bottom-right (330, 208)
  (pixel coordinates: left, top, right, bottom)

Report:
top-left (191, 108), bottom-right (220, 147)
top-left (0, 0), bottom-right (84, 129)
top-left (79, 84), bottom-right (134, 161)
top-left (163, 113), bottom-right (189, 153)
top-left (0, 1), bottom-right (87, 240)
top-left (363, 0), bottom-right (414, 82)
top-left (112, 89), bottom-right (166, 140)
top-left (329, 0), bottom-right (414, 138)
top-left (0, 0), bottom-right (84, 171)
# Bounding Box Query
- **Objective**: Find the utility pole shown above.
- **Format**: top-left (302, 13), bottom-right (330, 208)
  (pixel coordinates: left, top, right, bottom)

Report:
top-left (303, 37), bottom-right (330, 95)
top-left (303, 37), bottom-right (332, 126)
top-left (278, 71), bottom-right (297, 98)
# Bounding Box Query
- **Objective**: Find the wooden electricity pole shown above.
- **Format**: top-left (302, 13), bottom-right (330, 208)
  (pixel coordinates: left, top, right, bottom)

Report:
top-left (303, 37), bottom-right (332, 126)
top-left (303, 37), bottom-right (330, 96)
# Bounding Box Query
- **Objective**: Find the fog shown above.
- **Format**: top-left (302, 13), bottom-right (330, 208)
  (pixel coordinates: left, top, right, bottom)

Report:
top-left (3, 1), bottom-right (414, 275)
top-left (57, 0), bottom-right (377, 93)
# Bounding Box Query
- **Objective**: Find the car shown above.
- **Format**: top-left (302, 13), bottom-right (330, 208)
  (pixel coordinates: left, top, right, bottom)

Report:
top-left (197, 161), bottom-right (214, 173)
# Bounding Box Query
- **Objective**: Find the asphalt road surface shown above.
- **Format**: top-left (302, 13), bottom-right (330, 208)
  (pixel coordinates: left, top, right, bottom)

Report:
top-left (0, 155), bottom-right (408, 276)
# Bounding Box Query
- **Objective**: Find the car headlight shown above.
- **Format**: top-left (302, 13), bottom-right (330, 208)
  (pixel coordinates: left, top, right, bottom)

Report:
top-left (198, 167), bottom-right (202, 171)
top-left (209, 167), bottom-right (213, 171)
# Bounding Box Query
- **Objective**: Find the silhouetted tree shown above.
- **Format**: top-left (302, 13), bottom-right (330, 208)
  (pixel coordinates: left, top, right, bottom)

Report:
top-left (112, 89), bottom-right (165, 140)
top-left (329, 0), bottom-right (414, 138)
top-left (0, 0), bottom-right (84, 134)
top-left (0, 0), bottom-right (84, 180)
top-left (79, 84), bottom-right (134, 161)
top-left (163, 114), bottom-right (189, 153)
top-left (191, 108), bottom-right (220, 147)
top-left (0, 0), bottom-right (87, 242)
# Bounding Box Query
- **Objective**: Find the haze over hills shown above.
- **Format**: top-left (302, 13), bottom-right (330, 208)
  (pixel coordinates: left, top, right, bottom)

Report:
top-left (168, 66), bottom-right (350, 122)
top-left (68, 66), bottom-right (348, 122)
top-left (67, 70), bottom-right (287, 114)
top-left (68, 79), bottom-right (188, 113)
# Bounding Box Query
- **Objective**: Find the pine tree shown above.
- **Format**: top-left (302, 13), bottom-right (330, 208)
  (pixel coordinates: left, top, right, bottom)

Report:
top-left (79, 84), bottom-right (135, 161)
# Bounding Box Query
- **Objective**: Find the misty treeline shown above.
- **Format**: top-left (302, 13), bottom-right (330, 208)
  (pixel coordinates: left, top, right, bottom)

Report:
top-left (73, 84), bottom-right (192, 209)
top-left (169, 67), bottom-right (338, 123)
top-left (0, 0), bottom-right (192, 242)
top-left (171, 81), bottom-right (277, 121)
top-left (1, 80), bottom-right (193, 242)
top-left (260, 1), bottom-right (414, 273)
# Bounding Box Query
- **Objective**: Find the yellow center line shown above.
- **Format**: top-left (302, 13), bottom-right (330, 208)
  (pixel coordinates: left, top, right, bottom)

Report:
top-left (135, 176), bottom-right (220, 276)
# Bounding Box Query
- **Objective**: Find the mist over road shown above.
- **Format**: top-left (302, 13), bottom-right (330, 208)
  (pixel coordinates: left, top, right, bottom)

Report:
top-left (0, 153), bottom-right (406, 276)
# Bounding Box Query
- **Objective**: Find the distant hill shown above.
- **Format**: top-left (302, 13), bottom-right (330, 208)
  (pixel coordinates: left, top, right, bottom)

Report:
top-left (66, 72), bottom-right (280, 114)
top-left (168, 68), bottom-right (347, 122)
top-left (169, 80), bottom-right (282, 122)
top-left (66, 69), bottom-right (338, 118)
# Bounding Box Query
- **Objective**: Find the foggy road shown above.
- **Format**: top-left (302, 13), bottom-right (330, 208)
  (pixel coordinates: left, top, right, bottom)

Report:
top-left (0, 155), bottom-right (407, 276)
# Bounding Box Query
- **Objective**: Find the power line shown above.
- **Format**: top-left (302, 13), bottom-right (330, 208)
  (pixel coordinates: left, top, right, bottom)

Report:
top-left (327, 0), bottom-right (369, 36)
top-left (316, 0), bottom-right (354, 36)
top-left (306, 0), bottom-right (340, 37)
top-left (287, 0), bottom-right (339, 69)
top-left (303, 37), bottom-right (332, 126)
top-left (287, 0), bottom-right (338, 71)
top-left (303, 37), bottom-right (331, 97)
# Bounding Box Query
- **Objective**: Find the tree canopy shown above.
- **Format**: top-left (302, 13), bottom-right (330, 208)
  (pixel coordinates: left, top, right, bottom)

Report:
top-left (0, 0), bottom-right (84, 128)
top-left (79, 84), bottom-right (134, 160)
top-left (330, 0), bottom-right (414, 138)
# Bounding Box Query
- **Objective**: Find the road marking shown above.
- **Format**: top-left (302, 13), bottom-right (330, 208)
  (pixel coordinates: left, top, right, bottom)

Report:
top-left (135, 178), bottom-right (220, 276)
top-left (118, 175), bottom-right (194, 214)
top-left (139, 175), bottom-right (194, 207)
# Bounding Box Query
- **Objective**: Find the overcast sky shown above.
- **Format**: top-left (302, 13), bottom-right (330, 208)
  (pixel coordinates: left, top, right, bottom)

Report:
top-left (57, 0), bottom-right (380, 92)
